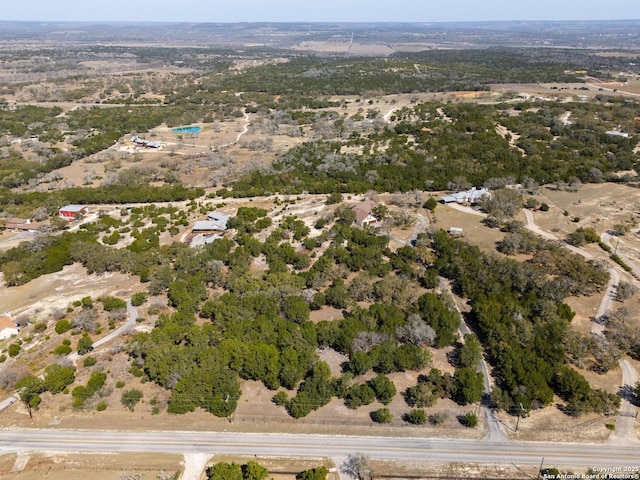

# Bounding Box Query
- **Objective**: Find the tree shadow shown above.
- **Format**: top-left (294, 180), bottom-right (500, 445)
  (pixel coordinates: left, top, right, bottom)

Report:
top-left (618, 384), bottom-right (639, 407)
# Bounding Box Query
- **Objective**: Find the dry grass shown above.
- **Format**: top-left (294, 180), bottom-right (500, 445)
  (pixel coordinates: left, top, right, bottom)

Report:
top-left (498, 402), bottom-right (612, 444)
top-left (0, 452), bottom-right (182, 480)
top-left (372, 459), bottom-right (543, 480)
top-left (535, 184), bottom-right (640, 239)
top-left (433, 204), bottom-right (505, 252)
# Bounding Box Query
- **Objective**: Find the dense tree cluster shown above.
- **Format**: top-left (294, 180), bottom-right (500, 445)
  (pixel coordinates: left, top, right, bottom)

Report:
top-left (432, 230), bottom-right (616, 414)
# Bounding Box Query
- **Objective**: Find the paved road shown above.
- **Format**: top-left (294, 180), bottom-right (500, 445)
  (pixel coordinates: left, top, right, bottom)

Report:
top-left (0, 429), bottom-right (638, 470)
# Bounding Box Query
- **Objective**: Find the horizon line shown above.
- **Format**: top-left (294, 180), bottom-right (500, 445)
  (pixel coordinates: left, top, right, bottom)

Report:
top-left (1, 18), bottom-right (640, 24)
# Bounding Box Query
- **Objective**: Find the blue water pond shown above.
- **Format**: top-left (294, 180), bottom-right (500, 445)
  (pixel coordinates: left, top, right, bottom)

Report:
top-left (171, 125), bottom-right (202, 134)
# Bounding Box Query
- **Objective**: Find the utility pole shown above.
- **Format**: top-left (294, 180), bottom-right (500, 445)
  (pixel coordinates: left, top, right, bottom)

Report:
top-left (537, 457), bottom-right (545, 480)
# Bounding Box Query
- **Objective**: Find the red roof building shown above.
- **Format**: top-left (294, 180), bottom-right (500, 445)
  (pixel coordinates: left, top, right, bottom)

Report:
top-left (59, 205), bottom-right (88, 221)
top-left (0, 314), bottom-right (18, 340)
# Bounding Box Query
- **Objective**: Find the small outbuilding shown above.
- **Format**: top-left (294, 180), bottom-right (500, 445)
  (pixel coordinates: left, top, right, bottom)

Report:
top-left (59, 205), bottom-right (88, 221)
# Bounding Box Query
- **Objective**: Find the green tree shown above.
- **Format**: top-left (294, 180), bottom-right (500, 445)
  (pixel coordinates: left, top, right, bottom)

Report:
top-left (207, 462), bottom-right (243, 480)
top-left (242, 461), bottom-right (269, 480)
top-left (453, 367), bottom-right (484, 405)
top-left (325, 192), bottom-right (343, 205)
top-left (458, 334), bottom-right (482, 369)
top-left (404, 381), bottom-right (438, 408)
top-left (297, 466), bottom-right (329, 480)
top-left (417, 292), bottom-right (459, 347)
top-left (16, 375), bottom-right (45, 418)
top-left (423, 197), bottom-right (438, 211)
top-left (43, 364), bottom-right (75, 394)
top-left (345, 383), bottom-right (376, 409)
top-left (121, 388), bottom-right (143, 411)
top-left (77, 333), bottom-right (94, 355)
top-left (283, 295), bottom-right (311, 323)
top-left (368, 374), bottom-right (396, 405)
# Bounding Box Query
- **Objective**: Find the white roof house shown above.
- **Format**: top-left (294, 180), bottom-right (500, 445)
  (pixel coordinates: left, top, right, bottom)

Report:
top-left (193, 221), bottom-right (222, 232)
top-left (206, 212), bottom-right (231, 231)
top-left (605, 130), bottom-right (629, 138)
top-left (131, 135), bottom-right (162, 148)
top-left (441, 187), bottom-right (491, 204)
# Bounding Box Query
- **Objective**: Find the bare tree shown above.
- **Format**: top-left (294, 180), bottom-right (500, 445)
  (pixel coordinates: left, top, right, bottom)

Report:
top-left (616, 281), bottom-right (638, 302)
top-left (72, 309), bottom-right (98, 333)
top-left (342, 453), bottom-right (375, 480)
top-left (352, 331), bottom-right (390, 353)
top-left (396, 314), bottom-right (436, 346)
top-left (0, 364), bottom-right (30, 391)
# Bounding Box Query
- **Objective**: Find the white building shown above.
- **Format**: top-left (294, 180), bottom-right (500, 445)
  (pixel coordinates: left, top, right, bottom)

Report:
top-left (440, 187), bottom-right (491, 204)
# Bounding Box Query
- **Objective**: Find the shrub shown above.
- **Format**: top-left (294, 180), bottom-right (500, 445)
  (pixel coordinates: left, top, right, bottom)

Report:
top-left (83, 356), bottom-right (97, 367)
top-left (55, 319), bottom-right (72, 334)
top-left (429, 412), bottom-right (448, 425)
top-left (96, 401), bottom-right (107, 411)
top-left (101, 296), bottom-right (127, 311)
top-left (8, 344), bottom-right (20, 357)
top-left (370, 408), bottom-right (393, 424)
top-left (131, 292), bottom-right (147, 307)
top-left (53, 344), bottom-right (72, 355)
top-left (459, 411), bottom-right (478, 428)
top-left (539, 203), bottom-right (550, 211)
top-left (325, 192), bottom-right (343, 205)
top-left (33, 322), bottom-right (47, 333)
top-left (115, 380), bottom-right (125, 388)
top-left (404, 409), bottom-right (427, 425)
top-left (81, 296), bottom-right (93, 309)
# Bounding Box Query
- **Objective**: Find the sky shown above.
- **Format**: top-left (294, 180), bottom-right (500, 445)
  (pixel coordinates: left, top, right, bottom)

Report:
top-left (1, 0), bottom-right (639, 23)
